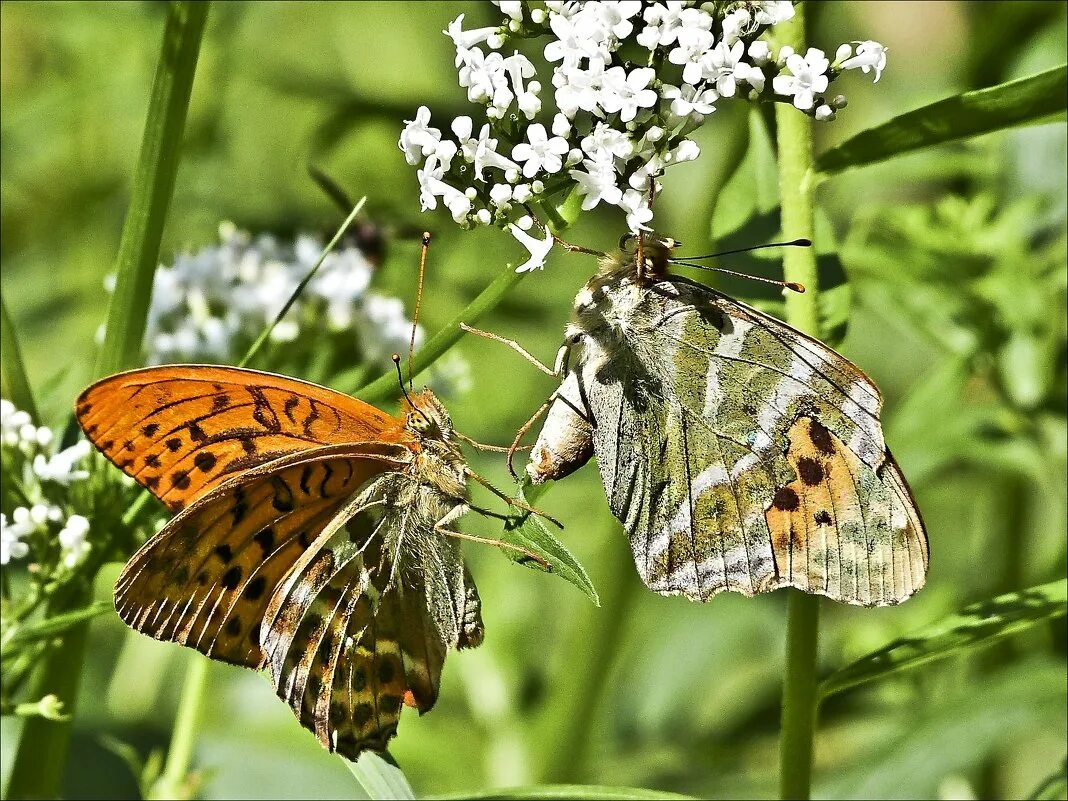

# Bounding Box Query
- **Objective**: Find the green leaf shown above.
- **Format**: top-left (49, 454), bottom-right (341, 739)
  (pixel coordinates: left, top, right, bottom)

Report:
top-left (816, 65), bottom-right (1068, 176)
top-left (820, 578), bottom-right (1068, 698)
top-left (346, 752), bottom-right (416, 801)
top-left (0, 295), bottom-right (40, 422)
top-left (1029, 758), bottom-right (1067, 801)
top-left (710, 108), bottom-right (778, 239)
top-left (501, 479), bottom-right (600, 606)
top-left (2, 601), bottom-right (113, 650)
top-left (428, 785), bottom-right (694, 800)
top-left (356, 266), bottom-right (526, 403)
top-left (95, 0), bottom-right (210, 377)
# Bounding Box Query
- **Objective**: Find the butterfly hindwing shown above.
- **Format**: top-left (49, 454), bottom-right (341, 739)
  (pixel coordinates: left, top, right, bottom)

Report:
top-left (556, 274), bottom-right (927, 607)
top-left (76, 365), bottom-right (409, 512)
top-left (261, 472), bottom-right (483, 756)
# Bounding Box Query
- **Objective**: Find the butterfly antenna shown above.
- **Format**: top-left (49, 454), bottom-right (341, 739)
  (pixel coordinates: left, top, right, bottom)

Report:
top-left (670, 239), bottom-right (811, 294)
top-left (408, 231), bottom-right (431, 390)
top-left (671, 261), bottom-right (806, 293)
top-left (392, 354), bottom-right (434, 426)
top-left (675, 238), bottom-right (811, 260)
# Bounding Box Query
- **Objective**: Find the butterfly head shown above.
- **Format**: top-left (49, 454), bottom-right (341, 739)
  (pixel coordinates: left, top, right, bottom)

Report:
top-left (598, 232), bottom-right (680, 281)
top-left (401, 388), bottom-right (454, 443)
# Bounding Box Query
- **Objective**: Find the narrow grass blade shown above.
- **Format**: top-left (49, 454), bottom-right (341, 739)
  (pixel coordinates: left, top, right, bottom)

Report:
top-left (502, 479), bottom-right (599, 605)
top-left (428, 785), bottom-right (694, 800)
top-left (238, 197), bottom-right (366, 368)
top-left (347, 752), bottom-right (416, 800)
top-left (815, 65), bottom-right (1068, 176)
top-left (95, 1), bottom-right (210, 377)
top-left (0, 295), bottom-right (40, 422)
top-left (356, 266), bottom-right (526, 403)
top-left (820, 578), bottom-right (1068, 699)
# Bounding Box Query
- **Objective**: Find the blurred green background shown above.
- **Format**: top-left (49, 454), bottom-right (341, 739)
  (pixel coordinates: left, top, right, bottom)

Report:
top-left (1, 2), bottom-right (1066, 799)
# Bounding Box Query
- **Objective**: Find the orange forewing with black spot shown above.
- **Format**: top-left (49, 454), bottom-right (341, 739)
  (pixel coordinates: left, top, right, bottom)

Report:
top-left (76, 365), bottom-right (412, 511)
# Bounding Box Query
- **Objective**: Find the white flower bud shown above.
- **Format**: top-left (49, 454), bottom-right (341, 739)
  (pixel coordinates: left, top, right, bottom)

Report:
top-left (490, 183), bottom-right (513, 205)
top-left (644, 126), bottom-right (664, 143)
top-left (465, 187), bottom-right (478, 199)
top-left (487, 33), bottom-right (504, 49)
top-left (565, 148), bottom-right (583, 167)
top-left (513, 183), bottom-right (532, 202)
top-left (531, 8), bottom-right (546, 24)
top-left (815, 104), bottom-right (835, 121)
top-left (528, 80), bottom-right (541, 94)
top-left (515, 215), bottom-right (534, 230)
top-left (35, 427), bottom-right (54, 448)
top-left (476, 208), bottom-right (493, 224)
top-left (531, 180), bottom-right (545, 194)
top-left (552, 113), bottom-right (571, 137)
top-left (749, 40), bottom-right (771, 65)
top-left (506, 168), bottom-right (520, 183)
top-left (834, 43), bottom-right (852, 64)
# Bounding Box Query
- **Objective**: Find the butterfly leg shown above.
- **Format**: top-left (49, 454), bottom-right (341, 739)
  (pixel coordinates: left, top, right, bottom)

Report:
top-left (505, 399), bottom-right (552, 479)
top-left (433, 505), bottom-right (551, 569)
top-left (464, 467), bottom-right (564, 529)
top-left (459, 323), bottom-right (561, 376)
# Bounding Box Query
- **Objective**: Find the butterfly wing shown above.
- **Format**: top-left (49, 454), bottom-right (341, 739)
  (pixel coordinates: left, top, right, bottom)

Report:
top-left (557, 276), bottom-right (927, 607)
top-left (115, 442), bottom-right (481, 757)
top-left (76, 365), bottom-right (410, 511)
top-left (260, 471), bottom-right (482, 756)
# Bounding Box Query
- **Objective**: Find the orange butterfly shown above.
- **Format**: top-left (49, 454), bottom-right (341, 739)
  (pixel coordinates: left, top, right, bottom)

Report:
top-left (77, 363), bottom-right (535, 758)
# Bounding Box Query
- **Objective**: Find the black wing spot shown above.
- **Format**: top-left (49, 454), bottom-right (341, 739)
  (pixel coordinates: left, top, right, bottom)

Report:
top-left (221, 565), bottom-right (242, 589)
top-left (225, 617), bottom-right (242, 637)
top-left (814, 510), bottom-right (832, 526)
top-left (214, 544), bottom-right (234, 563)
top-left (253, 527), bottom-right (275, 556)
top-left (353, 703), bottom-right (373, 726)
top-left (243, 575), bottom-right (267, 601)
top-left (188, 423), bottom-right (207, 442)
top-left (166, 437), bottom-right (182, 452)
top-left (772, 486), bottom-right (800, 512)
top-left (171, 470), bottom-right (190, 490)
top-left (808, 419), bottom-right (836, 455)
top-left (144, 454), bottom-right (161, 468)
top-left (797, 456), bottom-right (825, 485)
top-left (194, 451), bottom-right (217, 472)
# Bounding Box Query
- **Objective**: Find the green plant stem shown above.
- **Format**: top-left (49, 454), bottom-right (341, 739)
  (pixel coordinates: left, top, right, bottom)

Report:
top-left (540, 525), bottom-right (637, 783)
top-left (4, 584), bottom-right (92, 800)
top-left (774, 8), bottom-right (822, 801)
top-left (149, 656), bottom-right (210, 800)
top-left (0, 295), bottom-right (40, 422)
top-left (95, 1), bottom-right (209, 377)
top-left (356, 266), bottom-right (526, 403)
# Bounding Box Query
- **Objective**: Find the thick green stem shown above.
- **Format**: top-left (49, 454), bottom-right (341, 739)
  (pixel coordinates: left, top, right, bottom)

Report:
top-left (4, 585), bottom-right (91, 800)
top-left (149, 656), bottom-right (210, 800)
top-left (774, 8), bottom-right (822, 801)
top-left (95, 1), bottom-right (210, 377)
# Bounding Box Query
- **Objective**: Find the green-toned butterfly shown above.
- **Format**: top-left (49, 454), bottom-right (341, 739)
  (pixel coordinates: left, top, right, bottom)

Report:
top-left (475, 234), bottom-right (928, 607)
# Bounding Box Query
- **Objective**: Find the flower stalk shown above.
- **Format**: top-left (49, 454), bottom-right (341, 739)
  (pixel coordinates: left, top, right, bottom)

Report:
top-left (773, 9), bottom-right (823, 801)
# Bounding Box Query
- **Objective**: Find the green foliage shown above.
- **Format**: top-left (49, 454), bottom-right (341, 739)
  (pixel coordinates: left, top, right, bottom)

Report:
top-left (821, 579), bottom-right (1068, 698)
top-left (501, 480), bottom-right (600, 605)
top-left (430, 785), bottom-right (695, 800)
top-left (816, 65), bottom-right (1068, 175)
top-left (347, 752), bottom-right (416, 801)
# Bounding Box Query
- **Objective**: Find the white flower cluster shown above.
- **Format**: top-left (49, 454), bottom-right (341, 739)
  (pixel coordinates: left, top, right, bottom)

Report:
top-left (400, 1), bottom-right (887, 270)
top-left (1, 399), bottom-right (93, 568)
top-left (102, 223), bottom-right (470, 394)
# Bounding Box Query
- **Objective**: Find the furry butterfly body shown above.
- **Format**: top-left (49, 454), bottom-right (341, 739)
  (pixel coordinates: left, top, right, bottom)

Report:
top-left (77, 366), bottom-right (482, 758)
top-left (527, 239), bottom-right (928, 606)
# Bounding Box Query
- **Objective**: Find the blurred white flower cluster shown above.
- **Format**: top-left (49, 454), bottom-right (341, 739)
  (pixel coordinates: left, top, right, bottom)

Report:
top-left (102, 223), bottom-right (470, 395)
top-left (1, 399), bottom-right (93, 569)
top-left (400, 0), bottom-right (887, 269)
